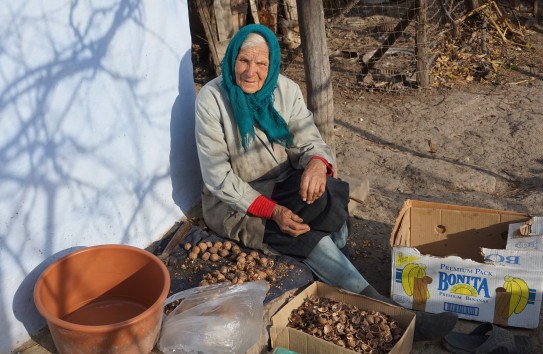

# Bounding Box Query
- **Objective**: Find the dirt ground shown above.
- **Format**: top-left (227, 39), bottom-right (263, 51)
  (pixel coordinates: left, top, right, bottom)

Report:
top-left (309, 16), bottom-right (543, 354)
top-left (188, 5), bottom-right (543, 352)
top-left (331, 76), bottom-right (543, 353)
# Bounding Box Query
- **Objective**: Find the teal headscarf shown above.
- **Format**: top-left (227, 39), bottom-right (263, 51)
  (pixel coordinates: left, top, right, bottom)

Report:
top-left (222, 24), bottom-right (293, 150)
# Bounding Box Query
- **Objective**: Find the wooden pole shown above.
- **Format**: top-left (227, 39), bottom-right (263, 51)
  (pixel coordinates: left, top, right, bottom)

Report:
top-left (416, 0), bottom-right (429, 87)
top-left (295, 0), bottom-right (335, 158)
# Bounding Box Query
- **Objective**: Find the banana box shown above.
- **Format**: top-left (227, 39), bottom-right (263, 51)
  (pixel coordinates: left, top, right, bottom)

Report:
top-left (389, 199), bottom-right (543, 329)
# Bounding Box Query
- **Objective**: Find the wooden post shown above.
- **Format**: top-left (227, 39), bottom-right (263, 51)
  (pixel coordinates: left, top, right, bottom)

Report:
top-left (295, 0), bottom-right (335, 158)
top-left (416, 0), bottom-right (429, 87)
top-left (195, 0), bottom-right (223, 75)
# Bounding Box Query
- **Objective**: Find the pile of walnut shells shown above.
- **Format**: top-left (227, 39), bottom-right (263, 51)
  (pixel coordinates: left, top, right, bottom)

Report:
top-left (183, 240), bottom-right (291, 286)
top-left (287, 295), bottom-right (405, 354)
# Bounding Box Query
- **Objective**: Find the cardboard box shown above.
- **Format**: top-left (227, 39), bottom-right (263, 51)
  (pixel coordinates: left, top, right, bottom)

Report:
top-left (506, 217), bottom-right (543, 251)
top-left (389, 199), bottom-right (543, 328)
top-left (270, 282), bottom-right (415, 354)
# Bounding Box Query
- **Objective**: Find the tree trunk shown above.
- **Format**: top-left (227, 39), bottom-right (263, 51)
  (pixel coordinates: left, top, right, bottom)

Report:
top-left (295, 0), bottom-right (335, 160)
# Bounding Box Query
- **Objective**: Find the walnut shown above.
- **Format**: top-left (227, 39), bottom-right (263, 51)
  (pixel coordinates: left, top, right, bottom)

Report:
top-left (219, 249), bottom-right (229, 258)
top-left (198, 242), bottom-right (208, 252)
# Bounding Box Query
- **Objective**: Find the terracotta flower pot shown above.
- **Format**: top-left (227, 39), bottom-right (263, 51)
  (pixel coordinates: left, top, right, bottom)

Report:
top-left (34, 244), bottom-right (170, 354)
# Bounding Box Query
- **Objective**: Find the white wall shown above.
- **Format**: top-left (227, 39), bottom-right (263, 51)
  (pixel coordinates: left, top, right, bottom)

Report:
top-left (0, 1), bottom-right (200, 352)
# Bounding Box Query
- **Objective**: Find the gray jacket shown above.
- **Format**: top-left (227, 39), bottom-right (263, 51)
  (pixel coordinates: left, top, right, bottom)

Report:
top-left (195, 74), bottom-right (333, 252)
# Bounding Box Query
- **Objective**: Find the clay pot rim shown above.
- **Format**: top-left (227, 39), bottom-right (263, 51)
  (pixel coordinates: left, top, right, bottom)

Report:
top-left (34, 244), bottom-right (170, 333)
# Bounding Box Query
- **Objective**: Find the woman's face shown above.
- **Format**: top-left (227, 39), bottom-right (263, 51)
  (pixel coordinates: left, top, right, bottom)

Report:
top-left (234, 43), bottom-right (269, 94)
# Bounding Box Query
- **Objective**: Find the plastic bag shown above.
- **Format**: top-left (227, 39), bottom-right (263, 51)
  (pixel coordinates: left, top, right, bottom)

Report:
top-left (158, 280), bottom-right (268, 354)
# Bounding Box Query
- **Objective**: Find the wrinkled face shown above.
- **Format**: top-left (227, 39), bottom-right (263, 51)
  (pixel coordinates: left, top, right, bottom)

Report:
top-left (234, 43), bottom-right (270, 94)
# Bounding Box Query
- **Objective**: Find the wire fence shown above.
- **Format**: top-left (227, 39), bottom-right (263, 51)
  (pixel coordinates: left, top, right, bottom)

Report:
top-left (189, 0), bottom-right (540, 93)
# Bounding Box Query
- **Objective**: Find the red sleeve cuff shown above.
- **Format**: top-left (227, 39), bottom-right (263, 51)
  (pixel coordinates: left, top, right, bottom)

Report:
top-left (311, 156), bottom-right (334, 176)
top-left (248, 195), bottom-right (276, 219)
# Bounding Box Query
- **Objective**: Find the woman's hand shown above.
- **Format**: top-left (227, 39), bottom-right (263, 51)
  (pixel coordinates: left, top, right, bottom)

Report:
top-left (271, 205), bottom-right (310, 237)
top-left (300, 159), bottom-right (327, 204)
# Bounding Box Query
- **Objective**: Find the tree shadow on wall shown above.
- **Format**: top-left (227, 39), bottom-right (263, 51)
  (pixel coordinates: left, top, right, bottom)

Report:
top-left (0, 0), bottom-right (173, 349)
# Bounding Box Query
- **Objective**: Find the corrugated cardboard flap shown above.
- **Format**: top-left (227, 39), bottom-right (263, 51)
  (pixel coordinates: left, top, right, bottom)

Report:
top-left (390, 199), bottom-right (529, 250)
top-left (390, 199), bottom-right (414, 247)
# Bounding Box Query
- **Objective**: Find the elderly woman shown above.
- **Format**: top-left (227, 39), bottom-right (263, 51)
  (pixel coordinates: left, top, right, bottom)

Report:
top-left (195, 24), bottom-right (456, 340)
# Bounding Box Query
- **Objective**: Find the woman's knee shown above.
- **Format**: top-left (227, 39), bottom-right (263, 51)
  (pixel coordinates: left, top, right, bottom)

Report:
top-left (330, 222), bottom-right (349, 248)
top-left (306, 235), bottom-right (335, 260)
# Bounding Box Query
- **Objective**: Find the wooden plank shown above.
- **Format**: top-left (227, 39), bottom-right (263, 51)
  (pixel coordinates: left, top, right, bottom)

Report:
top-left (195, 0), bottom-right (222, 75)
top-left (249, 0), bottom-right (260, 24)
top-left (283, 0), bottom-right (298, 21)
top-left (158, 221), bottom-right (193, 265)
top-left (231, 0), bottom-right (248, 33)
top-left (269, 0), bottom-right (279, 33)
top-left (214, 0), bottom-right (234, 42)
